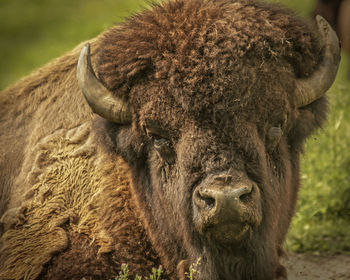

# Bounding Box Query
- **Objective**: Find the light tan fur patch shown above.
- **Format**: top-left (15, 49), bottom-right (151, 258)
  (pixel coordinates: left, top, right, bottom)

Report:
top-left (0, 123), bottom-right (131, 279)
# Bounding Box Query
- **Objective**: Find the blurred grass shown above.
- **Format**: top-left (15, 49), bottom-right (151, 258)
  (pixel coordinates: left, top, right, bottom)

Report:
top-left (1, 0), bottom-right (349, 254)
top-left (286, 53), bottom-right (350, 254)
top-left (277, 2), bottom-right (350, 255)
top-left (0, 0), bottom-right (150, 90)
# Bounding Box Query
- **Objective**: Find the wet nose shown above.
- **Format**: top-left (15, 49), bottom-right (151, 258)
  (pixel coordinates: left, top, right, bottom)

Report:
top-left (192, 173), bottom-right (262, 240)
top-left (194, 182), bottom-right (253, 212)
top-left (192, 172), bottom-right (258, 224)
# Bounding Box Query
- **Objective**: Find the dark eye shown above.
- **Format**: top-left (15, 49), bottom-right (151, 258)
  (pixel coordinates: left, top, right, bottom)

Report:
top-left (266, 113), bottom-right (287, 153)
top-left (147, 133), bottom-right (175, 165)
top-left (154, 137), bottom-right (176, 165)
top-left (145, 122), bottom-right (176, 164)
top-left (153, 137), bottom-right (168, 148)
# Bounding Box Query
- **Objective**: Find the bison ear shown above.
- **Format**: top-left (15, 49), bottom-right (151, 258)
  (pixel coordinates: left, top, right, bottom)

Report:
top-left (77, 43), bottom-right (133, 124)
top-left (267, 127), bottom-right (283, 152)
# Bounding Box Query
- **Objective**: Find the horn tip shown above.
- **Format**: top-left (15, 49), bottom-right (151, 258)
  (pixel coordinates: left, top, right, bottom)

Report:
top-left (77, 42), bottom-right (94, 84)
top-left (78, 46), bottom-right (87, 71)
top-left (315, 15), bottom-right (326, 25)
top-left (315, 15), bottom-right (339, 44)
top-left (78, 43), bottom-right (91, 64)
top-left (315, 15), bottom-right (331, 36)
top-left (83, 43), bottom-right (91, 53)
top-left (315, 14), bottom-right (340, 62)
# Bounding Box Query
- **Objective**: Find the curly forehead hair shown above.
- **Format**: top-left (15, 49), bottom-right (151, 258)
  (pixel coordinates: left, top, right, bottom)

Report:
top-left (96, 0), bottom-right (322, 108)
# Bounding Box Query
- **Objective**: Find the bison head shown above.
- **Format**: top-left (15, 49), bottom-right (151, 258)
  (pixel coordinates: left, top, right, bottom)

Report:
top-left (77, 1), bottom-right (339, 279)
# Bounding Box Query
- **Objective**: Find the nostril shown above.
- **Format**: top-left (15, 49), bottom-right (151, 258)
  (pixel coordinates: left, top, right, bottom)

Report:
top-left (239, 191), bottom-right (250, 202)
top-left (236, 185), bottom-right (253, 202)
top-left (195, 190), bottom-right (216, 210)
top-left (202, 196), bottom-right (215, 210)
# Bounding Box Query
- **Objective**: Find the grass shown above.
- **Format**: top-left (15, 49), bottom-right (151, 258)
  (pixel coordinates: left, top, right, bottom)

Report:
top-left (114, 259), bottom-right (200, 280)
top-left (1, 0), bottom-right (349, 256)
top-left (114, 264), bottom-right (163, 280)
top-left (0, 0), bottom-right (151, 90)
top-left (286, 53), bottom-right (350, 254)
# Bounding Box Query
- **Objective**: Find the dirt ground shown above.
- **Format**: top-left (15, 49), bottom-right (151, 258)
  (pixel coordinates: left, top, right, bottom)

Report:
top-left (284, 253), bottom-right (350, 280)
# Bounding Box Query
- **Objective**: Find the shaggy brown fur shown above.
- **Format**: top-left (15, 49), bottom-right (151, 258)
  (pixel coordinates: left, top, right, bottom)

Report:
top-left (0, 0), bottom-right (331, 279)
top-left (0, 123), bottom-right (160, 279)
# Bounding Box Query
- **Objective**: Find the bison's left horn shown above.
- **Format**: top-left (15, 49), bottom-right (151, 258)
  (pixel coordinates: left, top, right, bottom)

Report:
top-left (295, 15), bottom-right (340, 108)
top-left (77, 43), bottom-right (132, 124)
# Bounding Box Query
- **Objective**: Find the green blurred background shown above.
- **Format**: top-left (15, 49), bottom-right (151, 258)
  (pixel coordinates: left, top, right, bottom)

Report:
top-left (0, 0), bottom-right (349, 254)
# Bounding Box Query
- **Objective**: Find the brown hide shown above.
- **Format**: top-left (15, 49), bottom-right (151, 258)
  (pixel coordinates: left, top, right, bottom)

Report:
top-left (0, 0), bottom-right (336, 279)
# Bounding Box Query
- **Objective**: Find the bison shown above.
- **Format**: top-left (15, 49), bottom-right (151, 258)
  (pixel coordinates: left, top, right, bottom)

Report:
top-left (0, 0), bottom-right (340, 279)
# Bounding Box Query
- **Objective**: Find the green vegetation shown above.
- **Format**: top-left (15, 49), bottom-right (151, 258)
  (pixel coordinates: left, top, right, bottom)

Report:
top-left (115, 260), bottom-right (200, 280)
top-left (115, 264), bottom-right (163, 280)
top-left (185, 258), bottom-right (201, 280)
top-left (1, 0), bottom-right (349, 255)
top-left (269, 0), bottom-right (350, 256)
top-left (0, 0), bottom-right (151, 90)
top-left (286, 54), bottom-right (350, 254)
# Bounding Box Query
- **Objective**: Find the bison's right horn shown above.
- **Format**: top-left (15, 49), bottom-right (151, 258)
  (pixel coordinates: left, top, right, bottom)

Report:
top-left (77, 43), bottom-right (132, 124)
top-left (295, 15), bottom-right (340, 108)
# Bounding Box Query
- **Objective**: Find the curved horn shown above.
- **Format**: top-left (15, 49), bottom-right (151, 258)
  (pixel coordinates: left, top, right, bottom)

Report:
top-left (295, 15), bottom-right (341, 108)
top-left (77, 43), bottom-right (132, 124)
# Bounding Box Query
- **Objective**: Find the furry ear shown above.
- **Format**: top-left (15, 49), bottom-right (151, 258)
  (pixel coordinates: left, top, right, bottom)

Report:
top-left (288, 97), bottom-right (328, 152)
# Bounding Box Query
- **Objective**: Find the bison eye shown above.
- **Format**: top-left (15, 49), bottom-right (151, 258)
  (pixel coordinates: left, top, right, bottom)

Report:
top-left (267, 126), bottom-right (283, 152)
top-left (144, 122), bottom-right (176, 164)
top-left (152, 137), bottom-right (176, 165)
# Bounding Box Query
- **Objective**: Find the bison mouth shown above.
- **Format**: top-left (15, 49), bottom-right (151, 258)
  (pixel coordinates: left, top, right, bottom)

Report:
top-left (202, 221), bottom-right (253, 244)
top-left (192, 172), bottom-right (262, 244)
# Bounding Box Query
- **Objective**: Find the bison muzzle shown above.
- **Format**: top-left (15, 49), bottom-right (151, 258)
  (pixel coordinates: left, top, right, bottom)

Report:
top-left (192, 171), bottom-right (262, 244)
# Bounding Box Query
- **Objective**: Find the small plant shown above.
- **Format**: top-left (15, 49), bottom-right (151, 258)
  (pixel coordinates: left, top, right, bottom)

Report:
top-left (115, 264), bottom-right (131, 280)
top-left (115, 264), bottom-right (163, 280)
top-left (114, 261), bottom-right (203, 280)
top-left (185, 258), bottom-right (201, 280)
top-left (149, 266), bottom-right (163, 280)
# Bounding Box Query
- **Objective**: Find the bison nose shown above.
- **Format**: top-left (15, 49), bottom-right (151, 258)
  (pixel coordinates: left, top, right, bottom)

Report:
top-left (194, 183), bottom-right (253, 213)
top-left (192, 173), bottom-right (262, 241)
top-left (192, 173), bottom-right (261, 229)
